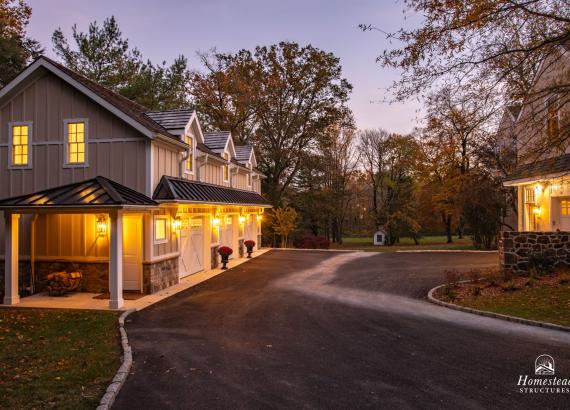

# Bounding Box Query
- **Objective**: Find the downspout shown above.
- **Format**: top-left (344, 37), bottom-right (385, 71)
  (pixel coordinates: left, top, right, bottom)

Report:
top-left (30, 213), bottom-right (38, 294)
top-left (179, 149), bottom-right (190, 178)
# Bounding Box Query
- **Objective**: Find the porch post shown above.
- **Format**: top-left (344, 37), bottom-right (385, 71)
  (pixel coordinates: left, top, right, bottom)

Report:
top-left (109, 210), bottom-right (124, 309)
top-left (4, 213), bottom-right (20, 305)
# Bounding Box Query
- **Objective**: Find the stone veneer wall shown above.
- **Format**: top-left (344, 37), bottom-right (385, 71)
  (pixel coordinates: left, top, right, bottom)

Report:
top-left (499, 231), bottom-right (570, 274)
top-left (143, 256), bottom-right (179, 294)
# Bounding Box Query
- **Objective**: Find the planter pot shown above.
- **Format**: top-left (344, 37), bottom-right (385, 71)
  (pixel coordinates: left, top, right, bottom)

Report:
top-left (246, 246), bottom-right (254, 258)
top-left (221, 254), bottom-right (230, 269)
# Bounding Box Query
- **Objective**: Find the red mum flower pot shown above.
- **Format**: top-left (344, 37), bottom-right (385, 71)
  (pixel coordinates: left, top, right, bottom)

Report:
top-left (218, 246), bottom-right (233, 269)
top-left (244, 240), bottom-right (256, 258)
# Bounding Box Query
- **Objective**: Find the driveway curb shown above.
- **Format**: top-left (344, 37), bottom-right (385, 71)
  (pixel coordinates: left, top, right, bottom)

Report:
top-left (427, 284), bottom-right (570, 333)
top-left (97, 308), bottom-right (136, 410)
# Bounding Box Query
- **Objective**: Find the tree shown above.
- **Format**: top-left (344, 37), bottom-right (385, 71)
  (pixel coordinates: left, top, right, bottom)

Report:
top-left (0, 0), bottom-right (42, 87)
top-left (190, 42), bottom-right (353, 205)
top-left (358, 129), bottom-right (421, 244)
top-left (363, 0), bottom-right (570, 154)
top-left (272, 207), bottom-right (298, 248)
top-left (52, 16), bottom-right (190, 110)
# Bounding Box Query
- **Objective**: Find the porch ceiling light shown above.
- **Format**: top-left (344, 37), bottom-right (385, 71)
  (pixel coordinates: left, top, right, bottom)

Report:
top-left (96, 215), bottom-right (107, 236)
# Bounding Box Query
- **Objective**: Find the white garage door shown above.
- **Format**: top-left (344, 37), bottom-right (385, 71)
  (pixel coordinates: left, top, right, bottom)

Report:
top-left (220, 217), bottom-right (234, 258)
top-left (560, 198), bottom-right (570, 230)
top-left (179, 218), bottom-right (204, 278)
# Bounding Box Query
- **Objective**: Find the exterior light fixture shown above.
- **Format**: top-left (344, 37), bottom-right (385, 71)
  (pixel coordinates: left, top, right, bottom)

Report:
top-left (172, 216), bottom-right (182, 231)
top-left (96, 215), bottom-right (107, 236)
top-left (239, 215), bottom-right (246, 224)
top-left (212, 217), bottom-right (221, 226)
top-left (532, 208), bottom-right (542, 216)
top-left (256, 215), bottom-right (263, 222)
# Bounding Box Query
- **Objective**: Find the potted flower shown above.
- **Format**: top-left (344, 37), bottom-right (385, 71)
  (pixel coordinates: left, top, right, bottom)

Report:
top-left (218, 246), bottom-right (233, 269)
top-left (244, 240), bottom-right (256, 258)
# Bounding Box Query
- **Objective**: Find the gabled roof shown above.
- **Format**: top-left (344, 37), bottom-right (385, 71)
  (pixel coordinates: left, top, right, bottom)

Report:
top-left (0, 56), bottom-right (185, 147)
top-left (145, 109), bottom-right (194, 133)
top-left (234, 145), bottom-right (253, 162)
top-left (0, 176), bottom-right (157, 209)
top-left (153, 176), bottom-right (271, 207)
top-left (204, 131), bottom-right (231, 151)
top-left (504, 154), bottom-right (570, 184)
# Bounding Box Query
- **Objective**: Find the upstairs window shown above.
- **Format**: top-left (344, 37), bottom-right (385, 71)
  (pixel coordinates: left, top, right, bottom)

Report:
top-left (184, 135), bottom-right (193, 173)
top-left (223, 152), bottom-right (230, 181)
top-left (65, 121), bottom-right (86, 165)
top-left (546, 96), bottom-right (559, 138)
top-left (10, 124), bottom-right (31, 167)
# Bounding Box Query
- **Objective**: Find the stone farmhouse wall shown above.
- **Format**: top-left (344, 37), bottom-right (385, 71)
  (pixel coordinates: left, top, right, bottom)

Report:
top-left (499, 231), bottom-right (570, 274)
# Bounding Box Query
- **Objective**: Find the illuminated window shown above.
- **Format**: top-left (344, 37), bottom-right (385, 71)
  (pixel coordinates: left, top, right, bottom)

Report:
top-left (223, 152), bottom-right (230, 181)
top-left (66, 121), bottom-right (86, 164)
top-left (546, 96), bottom-right (559, 138)
top-left (154, 216), bottom-right (168, 244)
top-left (184, 135), bottom-right (193, 172)
top-left (561, 200), bottom-right (570, 216)
top-left (11, 124), bottom-right (30, 166)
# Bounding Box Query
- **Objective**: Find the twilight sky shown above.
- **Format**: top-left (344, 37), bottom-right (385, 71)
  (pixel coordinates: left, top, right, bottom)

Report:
top-left (26, 0), bottom-right (422, 133)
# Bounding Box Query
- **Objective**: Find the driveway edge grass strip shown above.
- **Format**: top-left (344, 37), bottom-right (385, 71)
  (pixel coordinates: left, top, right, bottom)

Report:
top-left (427, 284), bottom-right (570, 333)
top-left (97, 308), bottom-right (136, 410)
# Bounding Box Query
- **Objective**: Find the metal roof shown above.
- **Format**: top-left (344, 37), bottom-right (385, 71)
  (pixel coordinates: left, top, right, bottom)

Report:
top-left (153, 176), bottom-right (271, 206)
top-left (145, 109), bottom-right (194, 132)
top-left (234, 145), bottom-right (253, 162)
top-left (203, 132), bottom-right (230, 151)
top-left (505, 154), bottom-right (570, 182)
top-left (0, 176), bottom-right (157, 209)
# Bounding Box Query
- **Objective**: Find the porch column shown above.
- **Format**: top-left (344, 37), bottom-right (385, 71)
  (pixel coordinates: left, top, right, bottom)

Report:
top-left (109, 210), bottom-right (124, 310)
top-left (4, 213), bottom-right (20, 305)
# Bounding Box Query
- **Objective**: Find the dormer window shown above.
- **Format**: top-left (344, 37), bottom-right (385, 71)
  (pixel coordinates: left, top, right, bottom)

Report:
top-left (223, 152), bottom-right (230, 182)
top-left (184, 135), bottom-right (193, 173)
top-left (546, 96), bottom-right (559, 138)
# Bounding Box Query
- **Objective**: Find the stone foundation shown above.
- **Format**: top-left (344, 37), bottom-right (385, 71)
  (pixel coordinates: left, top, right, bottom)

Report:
top-left (499, 231), bottom-right (570, 274)
top-left (143, 256), bottom-right (179, 294)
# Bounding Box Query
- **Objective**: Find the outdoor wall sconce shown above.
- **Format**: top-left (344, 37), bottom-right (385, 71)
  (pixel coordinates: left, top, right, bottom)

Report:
top-left (239, 215), bottom-right (246, 224)
top-left (533, 207), bottom-right (542, 216)
top-left (212, 217), bottom-right (221, 226)
top-left (172, 216), bottom-right (182, 231)
top-left (96, 215), bottom-right (107, 236)
top-left (256, 215), bottom-right (263, 222)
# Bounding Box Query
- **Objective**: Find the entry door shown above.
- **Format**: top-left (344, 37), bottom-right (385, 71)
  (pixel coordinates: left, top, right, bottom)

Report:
top-left (179, 218), bottom-right (204, 278)
top-left (122, 215), bottom-right (143, 291)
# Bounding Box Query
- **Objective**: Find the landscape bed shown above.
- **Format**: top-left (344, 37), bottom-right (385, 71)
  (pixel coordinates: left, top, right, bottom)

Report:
top-left (433, 269), bottom-right (570, 328)
top-left (332, 235), bottom-right (477, 252)
top-left (0, 308), bottom-right (121, 409)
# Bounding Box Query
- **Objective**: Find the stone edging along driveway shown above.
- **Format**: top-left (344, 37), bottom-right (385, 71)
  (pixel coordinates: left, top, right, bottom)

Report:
top-left (427, 284), bottom-right (570, 333)
top-left (97, 309), bottom-right (136, 410)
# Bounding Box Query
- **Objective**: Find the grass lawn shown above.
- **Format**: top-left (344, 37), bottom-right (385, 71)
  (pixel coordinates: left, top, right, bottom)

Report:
top-left (0, 308), bottom-right (121, 409)
top-left (452, 282), bottom-right (570, 328)
top-left (332, 235), bottom-right (477, 252)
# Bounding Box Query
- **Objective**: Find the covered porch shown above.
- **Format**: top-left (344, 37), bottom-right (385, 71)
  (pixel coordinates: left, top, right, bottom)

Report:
top-left (0, 177), bottom-right (158, 310)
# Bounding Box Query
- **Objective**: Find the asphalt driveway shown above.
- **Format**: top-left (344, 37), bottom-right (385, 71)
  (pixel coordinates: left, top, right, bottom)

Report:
top-left (114, 250), bottom-right (570, 409)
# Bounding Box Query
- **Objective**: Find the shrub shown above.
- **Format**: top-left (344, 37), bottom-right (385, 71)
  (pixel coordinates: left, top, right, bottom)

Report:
top-left (441, 285), bottom-right (456, 301)
top-left (218, 246), bottom-right (233, 256)
top-left (293, 235), bottom-right (330, 249)
top-left (483, 268), bottom-right (501, 287)
top-left (501, 280), bottom-right (517, 292)
top-left (443, 269), bottom-right (460, 286)
top-left (471, 286), bottom-right (481, 296)
top-left (244, 240), bottom-right (256, 248)
top-left (528, 252), bottom-right (553, 277)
